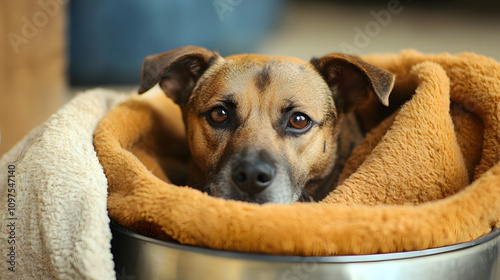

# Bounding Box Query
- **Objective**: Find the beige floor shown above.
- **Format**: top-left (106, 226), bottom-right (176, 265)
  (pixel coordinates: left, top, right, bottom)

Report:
top-left (258, 1), bottom-right (500, 60)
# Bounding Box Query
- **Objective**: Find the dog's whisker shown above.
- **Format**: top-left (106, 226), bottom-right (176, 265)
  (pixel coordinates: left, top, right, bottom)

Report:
top-left (202, 185), bottom-right (211, 194)
top-left (190, 181), bottom-right (210, 192)
top-left (203, 185), bottom-right (213, 196)
top-left (299, 192), bottom-right (316, 203)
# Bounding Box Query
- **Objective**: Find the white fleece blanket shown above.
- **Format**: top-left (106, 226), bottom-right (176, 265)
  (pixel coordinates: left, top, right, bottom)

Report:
top-left (0, 89), bottom-right (130, 280)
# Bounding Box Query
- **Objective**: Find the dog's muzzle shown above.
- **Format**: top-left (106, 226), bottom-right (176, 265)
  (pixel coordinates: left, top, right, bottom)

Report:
top-left (208, 148), bottom-right (299, 203)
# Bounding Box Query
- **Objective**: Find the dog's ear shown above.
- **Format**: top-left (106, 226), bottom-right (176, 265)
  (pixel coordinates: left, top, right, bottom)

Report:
top-left (310, 53), bottom-right (395, 113)
top-left (138, 46), bottom-right (218, 104)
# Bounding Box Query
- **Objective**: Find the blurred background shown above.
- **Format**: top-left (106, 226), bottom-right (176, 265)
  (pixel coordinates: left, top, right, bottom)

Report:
top-left (1, 0), bottom-right (500, 155)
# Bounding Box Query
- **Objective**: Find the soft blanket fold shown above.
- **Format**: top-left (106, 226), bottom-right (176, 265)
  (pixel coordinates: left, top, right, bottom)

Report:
top-left (0, 89), bottom-right (128, 280)
top-left (95, 50), bottom-right (500, 256)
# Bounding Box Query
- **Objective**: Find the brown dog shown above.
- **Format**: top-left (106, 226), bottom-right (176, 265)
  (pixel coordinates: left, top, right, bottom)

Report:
top-left (138, 46), bottom-right (395, 204)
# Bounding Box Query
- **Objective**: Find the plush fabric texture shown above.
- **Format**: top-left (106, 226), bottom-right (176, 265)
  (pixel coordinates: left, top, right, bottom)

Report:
top-left (0, 89), bottom-right (129, 280)
top-left (95, 50), bottom-right (500, 256)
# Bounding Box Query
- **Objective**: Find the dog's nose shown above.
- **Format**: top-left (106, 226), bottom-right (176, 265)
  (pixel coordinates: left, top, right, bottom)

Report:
top-left (231, 158), bottom-right (275, 195)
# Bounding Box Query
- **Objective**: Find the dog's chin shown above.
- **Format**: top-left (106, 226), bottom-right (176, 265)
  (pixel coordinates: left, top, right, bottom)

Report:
top-left (208, 182), bottom-right (301, 204)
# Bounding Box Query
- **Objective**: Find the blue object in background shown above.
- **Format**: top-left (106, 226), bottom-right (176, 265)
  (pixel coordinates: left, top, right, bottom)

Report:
top-left (69, 0), bottom-right (286, 85)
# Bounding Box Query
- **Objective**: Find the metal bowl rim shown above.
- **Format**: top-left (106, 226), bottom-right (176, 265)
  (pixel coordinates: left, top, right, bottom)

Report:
top-left (111, 222), bottom-right (500, 263)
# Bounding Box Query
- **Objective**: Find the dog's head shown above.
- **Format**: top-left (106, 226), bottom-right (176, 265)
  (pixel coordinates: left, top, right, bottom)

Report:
top-left (139, 46), bottom-right (394, 204)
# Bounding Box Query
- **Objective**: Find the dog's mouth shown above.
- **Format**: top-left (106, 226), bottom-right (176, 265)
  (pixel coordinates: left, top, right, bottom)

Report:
top-left (215, 173), bottom-right (297, 204)
top-left (199, 181), bottom-right (315, 204)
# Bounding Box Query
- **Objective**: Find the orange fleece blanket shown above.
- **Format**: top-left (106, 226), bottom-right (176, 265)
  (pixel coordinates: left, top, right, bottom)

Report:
top-left (94, 50), bottom-right (500, 256)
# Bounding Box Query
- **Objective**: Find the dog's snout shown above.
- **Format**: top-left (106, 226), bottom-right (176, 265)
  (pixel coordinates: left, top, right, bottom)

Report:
top-left (231, 157), bottom-right (275, 195)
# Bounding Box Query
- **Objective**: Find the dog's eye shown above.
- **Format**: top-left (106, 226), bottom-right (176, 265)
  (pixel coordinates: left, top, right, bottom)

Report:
top-left (288, 113), bottom-right (311, 130)
top-left (208, 106), bottom-right (229, 124)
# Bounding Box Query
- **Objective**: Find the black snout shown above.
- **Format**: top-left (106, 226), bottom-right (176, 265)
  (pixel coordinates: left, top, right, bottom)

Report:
top-left (231, 157), bottom-right (275, 195)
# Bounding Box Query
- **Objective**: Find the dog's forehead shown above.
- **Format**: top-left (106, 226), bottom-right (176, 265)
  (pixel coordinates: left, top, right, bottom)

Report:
top-left (223, 54), bottom-right (310, 81)
top-left (224, 54), bottom-right (307, 65)
top-left (201, 54), bottom-right (328, 91)
top-left (191, 54), bottom-right (333, 114)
